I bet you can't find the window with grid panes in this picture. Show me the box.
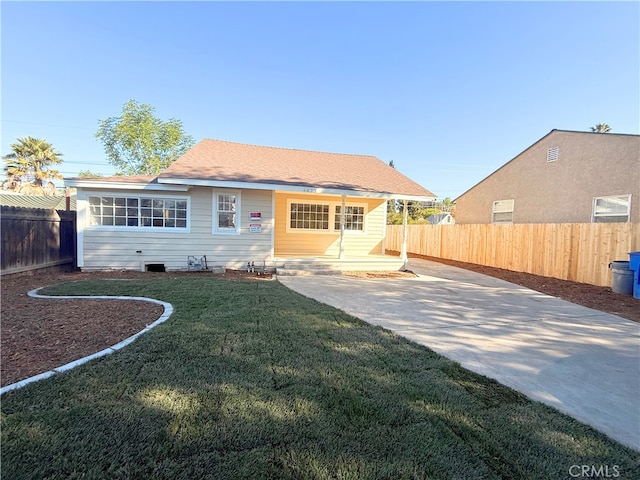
[217,194,237,229]
[335,205,364,231]
[290,203,330,230]
[88,196,187,228]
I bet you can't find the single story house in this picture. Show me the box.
[0,192,77,211]
[426,213,455,225]
[66,139,435,272]
[454,130,640,224]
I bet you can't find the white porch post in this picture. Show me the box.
[338,195,346,259]
[401,199,409,270]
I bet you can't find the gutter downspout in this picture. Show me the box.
[401,199,408,270]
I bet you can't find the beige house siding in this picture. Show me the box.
[274,192,387,257]
[455,131,640,224]
[78,187,273,271]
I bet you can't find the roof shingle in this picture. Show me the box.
[159,139,435,198]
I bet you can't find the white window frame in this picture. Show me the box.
[213,190,241,235]
[86,194,190,232]
[335,204,365,231]
[288,201,330,232]
[286,199,367,234]
[492,199,514,224]
[592,194,631,223]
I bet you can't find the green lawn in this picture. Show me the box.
[2,276,638,479]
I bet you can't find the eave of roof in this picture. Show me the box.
[64,175,190,191]
[158,139,436,200]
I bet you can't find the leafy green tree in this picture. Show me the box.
[77,170,104,178]
[95,100,195,175]
[591,123,611,133]
[2,136,63,195]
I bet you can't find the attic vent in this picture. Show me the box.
[547,147,559,162]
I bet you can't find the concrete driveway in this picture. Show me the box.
[278,258,640,450]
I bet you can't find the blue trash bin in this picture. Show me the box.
[629,251,640,300]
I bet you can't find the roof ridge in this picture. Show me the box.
[550,129,640,137]
[202,138,378,159]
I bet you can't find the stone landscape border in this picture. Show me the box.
[0,287,173,395]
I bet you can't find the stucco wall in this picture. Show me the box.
[455,131,640,224]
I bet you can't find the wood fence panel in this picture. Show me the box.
[386,223,640,287]
[1,206,76,275]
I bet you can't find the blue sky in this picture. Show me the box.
[2,1,638,199]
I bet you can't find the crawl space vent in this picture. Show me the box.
[146,263,166,272]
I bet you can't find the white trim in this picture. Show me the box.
[592,194,632,223]
[157,176,434,201]
[270,191,276,260]
[76,190,87,267]
[382,200,389,253]
[401,199,408,269]
[212,190,241,235]
[65,180,190,191]
[492,199,515,224]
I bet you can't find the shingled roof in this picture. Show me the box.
[157,139,435,199]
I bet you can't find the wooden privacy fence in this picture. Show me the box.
[386,223,640,287]
[1,206,76,275]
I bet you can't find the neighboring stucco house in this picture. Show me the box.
[66,139,435,272]
[454,130,640,224]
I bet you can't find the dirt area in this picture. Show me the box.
[1,262,637,387]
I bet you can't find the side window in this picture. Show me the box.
[335,205,365,231]
[87,195,187,229]
[492,199,514,224]
[593,195,631,223]
[213,191,240,233]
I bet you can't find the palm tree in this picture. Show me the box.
[2,137,63,195]
[591,123,611,133]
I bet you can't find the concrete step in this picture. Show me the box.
[275,257,405,275]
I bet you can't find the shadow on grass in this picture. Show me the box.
[2,277,639,479]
